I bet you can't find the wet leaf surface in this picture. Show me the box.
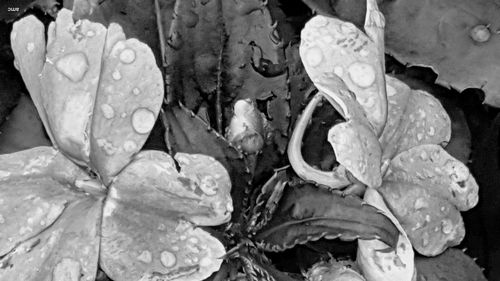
[255,183,399,252]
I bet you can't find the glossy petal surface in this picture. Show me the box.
[89,23,163,185]
[357,188,416,281]
[300,15,387,135]
[380,76,451,162]
[11,9,164,181]
[0,147,103,281]
[328,119,382,187]
[100,151,232,281]
[41,9,107,164]
[380,144,479,256]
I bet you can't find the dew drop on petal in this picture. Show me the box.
[55,52,89,82]
[112,69,122,80]
[421,232,429,247]
[123,140,137,152]
[119,48,136,64]
[160,250,176,268]
[413,197,427,210]
[348,62,376,88]
[441,219,453,234]
[0,214,4,224]
[199,176,218,196]
[100,104,115,119]
[132,87,141,95]
[26,42,35,53]
[200,257,212,267]
[52,258,81,281]
[304,46,323,67]
[137,250,152,263]
[86,30,95,37]
[132,108,156,134]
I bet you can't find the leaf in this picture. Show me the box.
[246,169,287,234]
[380,0,500,107]
[100,150,232,281]
[0,94,50,154]
[415,248,487,281]
[239,250,301,281]
[0,147,103,281]
[357,188,416,281]
[11,9,164,184]
[254,183,399,252]
[165,0,290,150]
[162,104,251,220]
[380,75,451,162]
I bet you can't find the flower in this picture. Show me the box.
[0,9,233,281]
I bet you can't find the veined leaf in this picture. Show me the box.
[254,183,399,251]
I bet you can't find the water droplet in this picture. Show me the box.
[53,258,81,281]
[304,46,323,67]
[417,133,423,141]
[121,112,127,118]
[0,214,4,224]
[428,126,435,136]
[86,30,95,37]
[26,42,35,53]
[55,52,89,82]
[421,232,429,247]
[13,59,19,70]
[184,10,199,28]
[340,22,358,35]
[132,108,156,134]
[413,197,427,210]
[189,237,199,244]
[137,250,152,263]
[100,104,115,119]
[160,250,176,268]
[419,150,428,161]
[112,69,122,80]
[441,219,453,234]
[123,140,137,152]
[199,176,218,196]
[470,24,491,43]
[132,87,141,95]
[200,257,212,267]
[96,138,117,155]
[179,235,187,241]
[440,206,446,212]
[348,62,376,88]
[119,48,136,64]
[359,48,369,57]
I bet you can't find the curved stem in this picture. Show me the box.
[287,93,350,189]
